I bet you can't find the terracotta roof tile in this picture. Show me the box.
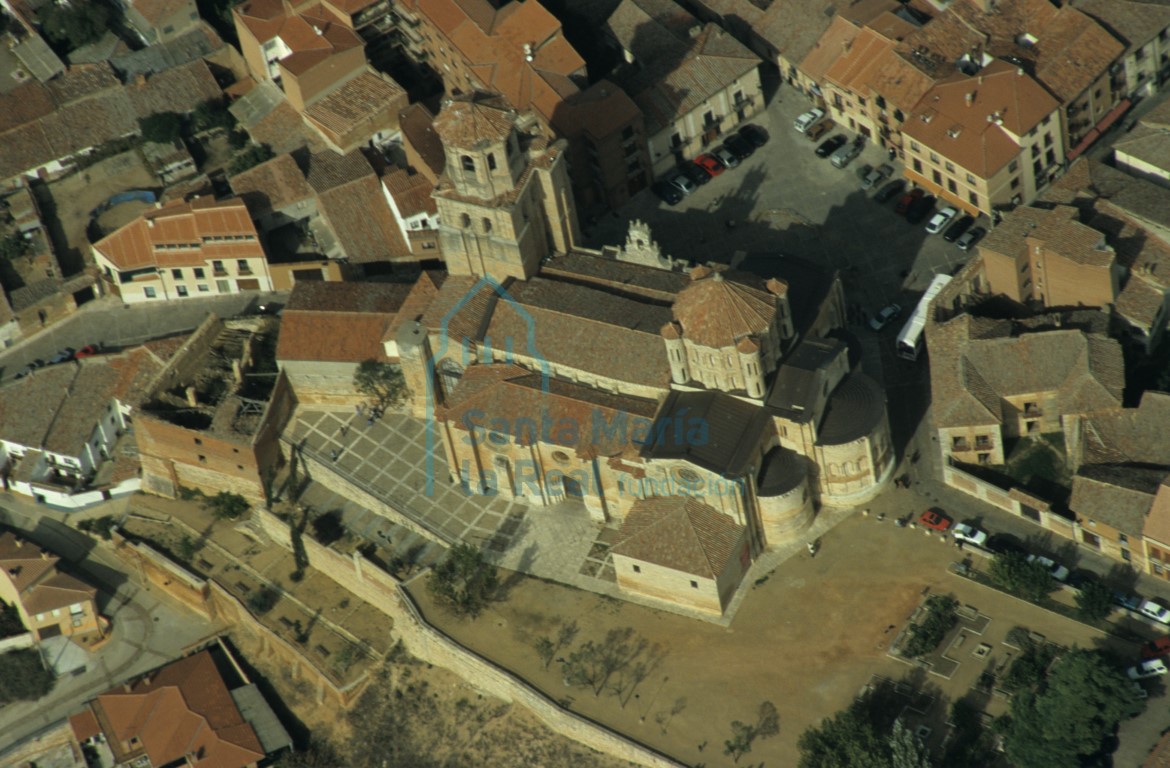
[612,496,745,578]
[304,148,375,192]
[384,271,446,342]
[1070,464,1163,536]
[981,205,1113,268]
[229,152,316,218]
[277,283,410,362]
[420,275,499,344]
[398,102,445,178]
[317,176,411,263]
[0,531,60,592]
[671,267,779,349]
[93,198,262,271]
[303,70,406,138]
[758,0,895,63]
[433,92,516,149]
[382,167,437,218]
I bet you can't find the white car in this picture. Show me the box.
[667,174,696,197]
[925,206,959,235]
[1128,659,1169,680]
[794,108,825,134]
[868,303,902,332]
[952,524,988,547]
[1140,599,1170,625]
[713,145,740,169]
[1026,554,1069,582]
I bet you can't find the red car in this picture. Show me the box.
[74,344,102,358]
[895,188,925,215]
[694,154,725,177]
[1142,637,1170,660]
[918,508,952,532]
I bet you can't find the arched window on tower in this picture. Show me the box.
[482,217,492,232]
[461,155,474,171]
[460,213,471,228]
[487,153,497,171]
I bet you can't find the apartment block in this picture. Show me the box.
[1078,0,1170,100]
[0,532,105,644]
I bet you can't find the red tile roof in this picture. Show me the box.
[93,198,263,271]
[612,496,745,578]
[671,267,780,349]
[277,282,411,362]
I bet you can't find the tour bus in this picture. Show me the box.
[895,274,952,361]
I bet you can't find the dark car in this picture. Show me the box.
[679,161,710,186]
[724,133,755,160]
[805,119,835,142]
[815,134,847,158]
[48,347,76,365]
[1115,591,1143,612]
[943,215,975,243]
[651,179,684,205]
[906,195,936,224]
[874,179,905,203]
[956,226,987,252]
[894,188,925,215]
[14,359,45,379]
[738,124,769,148]
[986,533,1027,557]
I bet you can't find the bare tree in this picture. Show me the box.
[534,636,556,669]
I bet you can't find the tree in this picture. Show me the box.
[942,699,996,768]
[138,112,185,144]
[889,719,931,768]
[427,543,498,617]
[205,491,249,521]
[192,99,236,133]
[247,586,280,615]
[798,706,890,768]
[0,233,29,261]
[902,595,957,658]
[77,515,117,541]
[176,535,200,562]
[0,649,54,704]
[228,143,275,175]
[1074,579,1113,622]
[353,359,410,410]
[988,552,1056,602]
[39,2,110,51]
[0,600,24,638]
[998,648,1143,768]
[534,635,556,669]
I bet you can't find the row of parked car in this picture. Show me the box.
[13,344,101,379]
[651,124,771,205]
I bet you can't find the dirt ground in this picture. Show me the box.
[45,151,156,268]
[410,510,1141,767]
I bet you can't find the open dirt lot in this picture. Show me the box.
[410,501,1142,767]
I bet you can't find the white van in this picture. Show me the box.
[830,143,862,168]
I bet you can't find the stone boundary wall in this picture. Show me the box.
[251,507,684,767]
[943,462,1075,539]
[0,631,34,652]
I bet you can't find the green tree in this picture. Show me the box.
[0,600,25,638]
[138,112,185,144]
[0,233,29,261]
[1074,579,1113,622]
[77,515,117,541]
[0,649,55,704]
[902,595,957,657]
[228,143,275,175]
[798,706,890,768]
[353,359,410,410]
[942,699,996,768]
[534,635,556,669]
[889,719,931,768]
[176,535,200,562]
[40,2,110,50]
[998,648,1143,768]
[205,491,249,520]
[427,543,498,617]
[988,552,1056,602]
[192,99,236,133]
[723,719,757,763]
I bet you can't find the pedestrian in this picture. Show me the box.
[367,416,374,428]
[330,449,339,462]
[807,542,817,557]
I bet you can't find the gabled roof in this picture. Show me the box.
[1074,391,1170,469]
[303,69,407,138]
[671,266,779,349]
[645,389,767,476]
[317,175,411,263]
[1078,0,1170,54]
[229,152,316,218]
[382,167,437,218]
[981,205,1114,268]
[0,531,96,614]
[277,282,411,363]
[234,0,363,75]
[93,198,262,271]
[1070,464,1164,537]
[125,59,223,120]
[89,650,265,768]
[611,496,744,579]
[398,102,445,179]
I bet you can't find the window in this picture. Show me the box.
[632,564,641,573]
[1082,531,1100,548]
[909,140,919,151]
[198,284,209,292]
[1157,564,1165,575]
[929,152,939,163]
[194,438,202,445]
[176,285,188,297]
[968,191,978,206]
[947,179,957,193]
[460,213,471,228]
[482,217,492,233]
[69,603,84,615]
[945,162,954,173]
[237,259,250,272]
[1011,177,1020,190]
[198,455,206,463]
[193,267,204,279]
[35,613,43,622]
[461,155,474,171]
[1042,115,1051,126]
[894,109,905,122]
[1043,132,1053,147]
[1031,145,1040,158]
[932,170,942,184]
[1122,549,1132,562]
[690,580,699,589]
[144,286,156,298]
[213,260,225,274]
[951,436,969,450]
[487,153,496,171]
[52,609,61,617]
[912,159,922,173]
[1046,148,1056,166]
[171,268,183,279]
[1119,533,1129,544]
[876,95,886,109]
[1008,159,1019,173]
[671,132,682,148]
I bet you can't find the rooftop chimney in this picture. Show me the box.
[966,91,975,106]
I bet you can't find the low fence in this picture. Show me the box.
[0,631,34,653]
[942,461,1075,540]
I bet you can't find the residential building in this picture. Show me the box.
[92,197,273,304]
[381,166,440,255]
[398,102,444,183]
[901,61,1064,216]
[276,281,412,402]
[68,645,292,768]
[0,351,164,507]
[432,93,580,282]
[0,531,105,643]
[604,0,763,176]
[1069,465,1162,572]
[306,148,412,265]
[978,205,1119,309]
[120,0,203,44]
[227,79,326,156]
[302,68,408,153]
[1113,99,1170,189]
[135,315,292,506]
[1077,0,1170,100]
[928,313,1125,467]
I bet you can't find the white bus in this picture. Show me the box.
[895,274,952,362]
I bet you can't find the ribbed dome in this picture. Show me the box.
[672,270,777,349]
[817,373,885,446]
[757,447,808,497]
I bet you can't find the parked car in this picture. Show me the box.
[830,142,863,169]
[862,164,893,190]
[895,188,925,215]
[694,153,725,178]
[679,162,710,186]
[918,508,952,532]
[724,133,755,159]
[925,206,959,235]
[816,134,847,158]
[874,179,905,203]
[738,124,769,148]
[1026,554,1069,582]
[1114,591,1143,611]
[14,359,45,379]
[869,303,902,331]
[48,347,77,365]
[1141,599,1170,625]
[906,195,936,225]
[806,119,835,142]
[987,533,1027,557]
[952,524,988,547]
[713,145,740,169]
[794,108,825,134]
[1128,659,1169,680]
[854,164,873,182]
[73,344,102,358]
[651,179,685,205]
[1141,637,1170,660]
[943,215,975,243]
[668,174,697,197]
[956,226,986,252]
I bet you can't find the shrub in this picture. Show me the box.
[903,595,958,658]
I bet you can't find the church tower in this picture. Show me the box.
[432,93,580,283]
